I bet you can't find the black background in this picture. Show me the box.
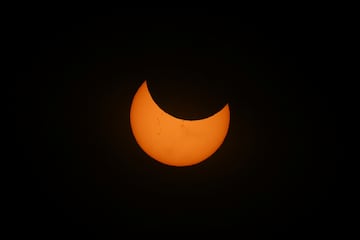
[13,7,338,237]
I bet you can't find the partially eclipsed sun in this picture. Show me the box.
[130,80,230,167]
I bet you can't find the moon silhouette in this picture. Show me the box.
[130,80,230,167]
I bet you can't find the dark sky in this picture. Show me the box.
[14,7,338,237]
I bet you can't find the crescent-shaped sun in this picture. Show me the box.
[130,80,230,167]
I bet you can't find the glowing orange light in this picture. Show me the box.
[130,80,230,167]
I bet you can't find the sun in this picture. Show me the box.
[130,80,230,167]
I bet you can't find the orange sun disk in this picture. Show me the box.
[130,80,230,167]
